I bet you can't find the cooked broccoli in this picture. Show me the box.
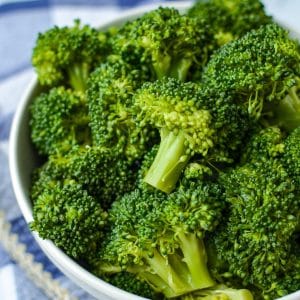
[106,272,162,299]
[210,156,300,299]
[28,6,300,299]
[87,56,157,162]
[133,77,249,193]
[282,126,300,187]
[30,179,107,260]
[31,145,137,208]
[30,87,90,156]
[241,126,286,164]
[202,24,300,122]
[96,178,224,298]
[188,0,271,47]
[112,7,215,81]
[32,20,109,91]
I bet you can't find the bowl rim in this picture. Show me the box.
[8,2,300,300]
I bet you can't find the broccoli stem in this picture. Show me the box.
[144,129,190,193]
[177,232,215,290]
[68,62,90,92]
[169,57,193,82]
[144,249,189,297]
[182,285,254,300]
[141,234,214,298]
[140,271,174,297]
[101,234,214,298]
[152,53,171,80]
[274,86,300,131]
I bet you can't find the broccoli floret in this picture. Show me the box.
[87,56,157,162]
[241,126,286,164]
[202,24,300,122]
[112,7,215,81]
[188,0,233,48]
[32,20,108,91]
[211,158,300,299]
[106,272,162,299]
[30,179,107,259]
[188,0,271,48]
[30,87,90,156]
[264,250,300,300]
[31,145,137,208]
[282,126,300,186]
[96,179,224,298]
[133,77,249,193]
[182,284,253,300]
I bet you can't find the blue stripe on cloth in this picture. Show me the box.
[0,245,15,268]
[0,112,13,141]
[10,216,63,279]
[50,0,118,5]
[0,1,48,14]
[0,0,151,11]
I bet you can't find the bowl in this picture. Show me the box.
[9,2,300,300]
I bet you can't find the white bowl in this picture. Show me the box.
[9,2,300,300]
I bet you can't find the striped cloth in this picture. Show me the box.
[0,1,300,299]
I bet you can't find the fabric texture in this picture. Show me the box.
[0,0,299,299]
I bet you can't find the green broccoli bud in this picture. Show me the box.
[31,145,137,209]
[30,87,90,156]
[202,24,300,121]
[112,7,215,81]
[87,56,157,163]
[30,179,107,259]
[32,20,109,91]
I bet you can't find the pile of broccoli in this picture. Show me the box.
[29,1,300,299]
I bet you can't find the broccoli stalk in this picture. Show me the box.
[144,130,190,193]
[182,284,253,300]
[272,84,300,131]
[68,61,90,92]
[132,234,214,298]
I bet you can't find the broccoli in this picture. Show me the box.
[95,178,224,298]
[210,156,300,299]
[182,284,253,300]
[112,7,215,81]
[32,20,109,91]
[133,77,249,193]
[106,272,162,299]
[282,126,300,186]
[30,179,107,260]
[202,24,300,122]
[87,56,157,162]
[30,87,90,156]
[28,7,300,300]
[188,0,271,47]
[31,145,137,209]
[240,126,286,164]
